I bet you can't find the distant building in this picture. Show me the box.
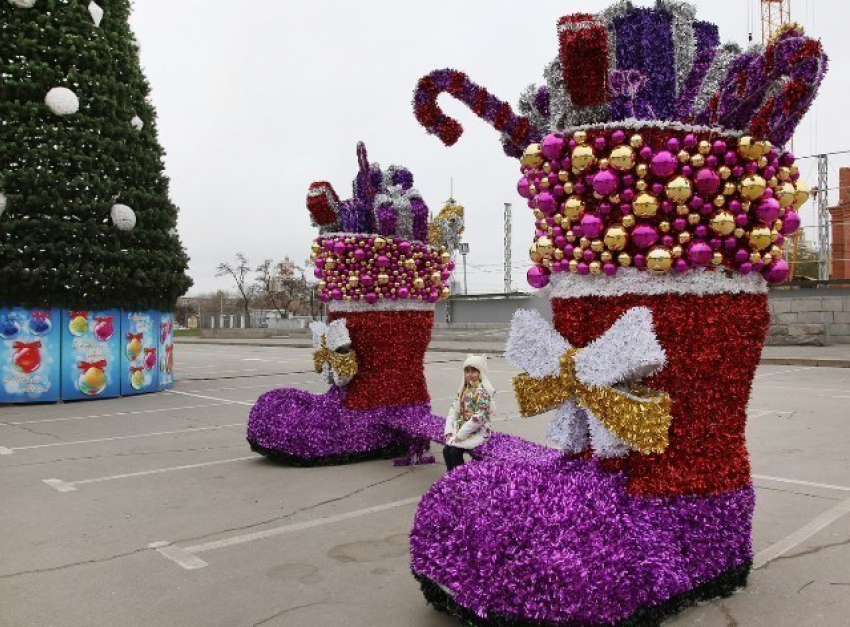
[831,168,850,280]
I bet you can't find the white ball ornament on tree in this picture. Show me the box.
[110,204,136,231]
[88,1,104,27]
[8,0,38,8]
[45,87,80,116]
[0,193,7,217]
[131,116,144,131]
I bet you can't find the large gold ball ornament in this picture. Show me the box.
[589,261,602,275]
[629,134,643,148]
[678,150,691,163]
[618,252,632,266]
[591,240,604,253]
[529,244,542,263]
[563,196,585,220]
[536,236,555,257]
[413,277,426,289]
[404,258,417,270]
[739,175,767,200]
[691,153,706,168]
[573,247,584,260]
[374,237,387,250]
[603,225,628,251]
[609,145,636,171]
[698,140,712,155]
[568,259,579,272]
[666,176,693,204]
[748,226,772,250]
[521,143,544,168]
[737,136,763,160]
[633,192,659,217]
[622,215,636,228]
[778,182,796,208]
[554,249,565,260]
[793,182,810,210]
[710,211,736,235]
[571,145,596,171]
[719,166,732,180]
[646,248,673,274]
[440,251,451,263]
[431,272,442,285]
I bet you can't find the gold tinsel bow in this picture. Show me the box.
[313,336,358,382]
[512,349,672,455]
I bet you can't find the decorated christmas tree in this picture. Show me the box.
[0,0,191,310]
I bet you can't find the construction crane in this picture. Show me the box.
[761,0,791,44]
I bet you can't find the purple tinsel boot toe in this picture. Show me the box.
[411,458,753,626]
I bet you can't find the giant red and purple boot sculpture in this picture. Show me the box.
[409,2,827,624]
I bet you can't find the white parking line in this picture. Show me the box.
[166,390,253,406]
[0,403,231,427]
[0,423,242,454]
[753,474,850,492]
[755,367,813,379]
[153,496,420,570]
[754,496,850,569]
[43,456,257,492]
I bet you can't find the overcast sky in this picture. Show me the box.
[128,0,850,296]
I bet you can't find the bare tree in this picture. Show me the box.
[255,259,310,320]
[216,253,254,327]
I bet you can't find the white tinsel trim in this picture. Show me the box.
[587,411,631,458]
[574,307,666,388]
[505,309,569,378]
[559,117,745,140]
[545,268,767,299]
[110,203,136,231]
[691,47,740,120]
[327,300,435,313]
[44,87,79,116]
[547,402,589,454]
[309,321,327,348]
[88,1,104,27]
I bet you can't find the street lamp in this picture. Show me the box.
[458,242,470,295]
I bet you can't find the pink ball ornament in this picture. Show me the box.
[662,235,674,247]
[582,249,596,262]
[527,266,551,289]
[695,225,708,239]
[577,262,590,275]
[739,262,753,275]
[666,138,680,153]
[781,210,801,235]
[594,136,607,151]
[756,198,780,224]
[542,134,565,160]
[612,130,626,144]
[620,188,635,202]
[361,275,374,288]
[688,242,713,266]
[354,249,366,261]
[592,170,619,196]
[537,191,557,215]
[398,241,411,255]
[333,242,346,256]
[640,146,654,161]
[674,258,689,273]
[376,255,390,268]
[633,254,646,268]
[763,259,789,283]
[694,168,720,195]
[734,214,749,228]
[735,249,750,263]
[580,214,604,239]
[397,287,410,299]
[365,293,378,304]
[331,289,342,300]
[632,225,659,249]
[603,262,617,276]
[683,134,698,149]
[650,151,678,178]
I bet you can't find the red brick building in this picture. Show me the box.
[831,168,850,280]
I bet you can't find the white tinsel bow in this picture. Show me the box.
[310,319,357,387]
[505,307,671,458]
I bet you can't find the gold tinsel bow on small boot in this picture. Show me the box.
[310,320,358,386]
[506,307,673,456]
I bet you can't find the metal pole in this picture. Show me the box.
[504,202,512,294]
[462,253,468,295]
[817,153,830,281]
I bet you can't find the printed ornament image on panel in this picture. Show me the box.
[60,309,120,401]
[120,311,159,396]
[0,308,61,403]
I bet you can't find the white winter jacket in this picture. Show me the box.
[444,355,496,450]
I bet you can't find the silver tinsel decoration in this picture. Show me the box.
[658,0,697,97]
[690,44,742,120]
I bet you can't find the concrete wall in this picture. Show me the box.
[437,290,850,346]
[767,289,850,346]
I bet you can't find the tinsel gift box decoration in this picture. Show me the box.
[409,2,827,626]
